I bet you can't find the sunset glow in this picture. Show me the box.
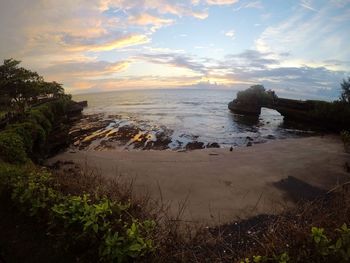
[1,0,349,99]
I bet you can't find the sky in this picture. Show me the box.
[0,0,350,99]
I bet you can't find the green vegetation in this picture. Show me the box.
[236,85,277,105]
[0,59,64,113]
[0,162,155,262]
[0,60,156,262]
[306,100,350,131]
[340,77,350,104]
[241,224,350,263]
[1,60,349,262]
[341,130,350,153]
[0,111,6,119]
[0,96,71,162]
[0,130,27,163]
[233,80,350,131]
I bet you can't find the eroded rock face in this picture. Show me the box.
[46,100,86,157]
[228,100,261,116]
[186,141,205,150]
[68,114,177,151]
[207,142,220,148]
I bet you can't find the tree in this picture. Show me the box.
[0,59,42,112]
[340,77,350,104]
[236,85,276,105]
[38,81,65,98]
[0,59,65,112]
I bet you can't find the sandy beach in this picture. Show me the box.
[48,136,350,224]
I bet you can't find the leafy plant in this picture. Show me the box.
[311,227,331,256]
[341,131,350,153]
[236,85,277,106]
[0,130,27,163]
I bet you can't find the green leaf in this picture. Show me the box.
[93,224,98,233]
[129,243,142,252]
[336,238,342,250]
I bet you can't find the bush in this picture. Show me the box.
[240,224,350,263]
[50,95,72,116]
[341,131,350,153]
[236,85,277,105]
[0,130,27,164]
[0,162,155,262]
[28,108,52,133]
[52,194,155,262]
[0,97,73,162]
[308,101,350,131]
[7,122,36,153]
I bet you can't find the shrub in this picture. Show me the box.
[311,224,350,262]
[7,122,36,153]
[50,95,72,116]
[341,131,350,153]
[0,130,27,164]
[240,224,350,263]
[10,168,59,215]
[52,194,155,262]
[0,161,155,262]
[35,104,54,123]
[236,85,276,105]
[28,108,52,133]
[308,101,350,131]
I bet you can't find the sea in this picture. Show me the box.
[73,88,312,149]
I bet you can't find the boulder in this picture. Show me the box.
[207,142,220,148]
[186,141,205,150]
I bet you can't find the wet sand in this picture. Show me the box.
[48,136,350,224]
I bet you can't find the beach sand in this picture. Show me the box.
[47,136,350,225]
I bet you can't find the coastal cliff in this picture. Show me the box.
[228,85,350,131]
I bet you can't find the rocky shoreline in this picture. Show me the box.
[59,109,320,153]
[65,113,307,152]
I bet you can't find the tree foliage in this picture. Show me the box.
[0,59,64,112]
[340,77,350,104]
[236,85,277,105]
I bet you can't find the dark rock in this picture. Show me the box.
[345,162,350,173]
[229,146,233,152]
[144,131,172,150]
[228,100,261,115]
[246,141,252,147]
[246,136,253,141]
[186,141,204,150]
[267,135,276,139]
[77,100,88,107]
[207,142,220,148]
[67,101,84,118]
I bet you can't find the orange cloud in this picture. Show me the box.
[206,0,239,5]
[128,13,174,26]
[69,34,150,52]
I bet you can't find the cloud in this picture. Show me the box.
[299,0,318,12]
[224,30,235,39]
[255,2,350,66]
[222,49,280,70]
[42,60,130,78]
[206,0,239,5]
[69,75,201,94]
[233,0,263,11]
[102,0,209,19]
[0,0,348,100]
[68,34,150,52]
[139,52,209,74]
[128,13,174,26]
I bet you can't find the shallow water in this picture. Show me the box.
[73,89,312,149]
